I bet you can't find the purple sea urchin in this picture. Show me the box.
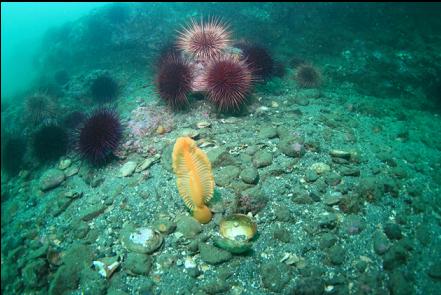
[237,42,274,79]
[156,54,193,109]
[295,64,322,88]
[24,94,58,125]
[77,108,122,165]
[90,75,119,103]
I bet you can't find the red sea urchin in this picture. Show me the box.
[203,55,253,113]
[177,18,231,60]
[156,54,193,109]
[77,108,122,165]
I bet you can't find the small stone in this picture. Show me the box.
[202,279,230,294]
[278,139,305,158]
[305,169,319,182]
[80,203,106,221]
[120,161,137,177]
[273,226,291,243]
[319,233,337,249]
[274,206,292,222]
[125,253,152,275]
[40,169,65,191]
[373,230,391,255]
[325,172,341,186]
[156,125,166,135]
[318,213,338,229]
[196,121,211,129]
[154,219,176,234]
[176,215,202,238]
[65,166,79,177]
[323,191,342,205]
[340,166,360,176]
[310,162,330,174]
[253,150,273,168]
[328,245,345,265]
[329,150,351,160]
[384,223,402,240]
[383,244,408,270]
[240,167,259,184]
[199,243,232,265]
[58,158,72,170]
[259,127,278,139]
[215,165,240,187]
[180,128,199,139]
[342,215,365,235]
[136,155,160,172]
[207,147,235,168]
[261,262,291,292]
[428,262,441,281]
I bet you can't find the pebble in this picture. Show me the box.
[199,243,232,265]
[136,154,160,172]
[261,262,291,292]
[323,191,343,205]
[125,253,152,275]
[253,150,273,168]
[65,166,79,177]
[373,230,391,255]
[176,215,202,238]
[310,162,330,174]
[428,262,441,281]
[340,166,360,176]
[259,127,278,139]
[240,167,259,184]
[305,169,319,182]
[342,215,365,235]
[58,158,72,170]
[278,139,305,158]
[40,169,65,191]
[328,245,345,265]
[329,149,352,160]
[215,165,240,187]
[318,213,338,229]
[384,223,402,240]
[180,128,199,139]
[80,204,106,221]
[120,161,137,177]
[196,121,211,129]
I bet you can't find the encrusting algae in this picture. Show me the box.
[172,137,215,223]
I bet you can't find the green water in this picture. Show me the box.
[1,3,441,295]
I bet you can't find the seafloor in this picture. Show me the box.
[1,3,441,295]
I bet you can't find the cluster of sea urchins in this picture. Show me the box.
[155,18,274,113]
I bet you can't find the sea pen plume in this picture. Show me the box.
[172,137,214,223]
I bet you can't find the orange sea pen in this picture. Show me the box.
[172,137,215,223]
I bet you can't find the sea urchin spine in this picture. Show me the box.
[77,108,122,165]
[203,55,253,113]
